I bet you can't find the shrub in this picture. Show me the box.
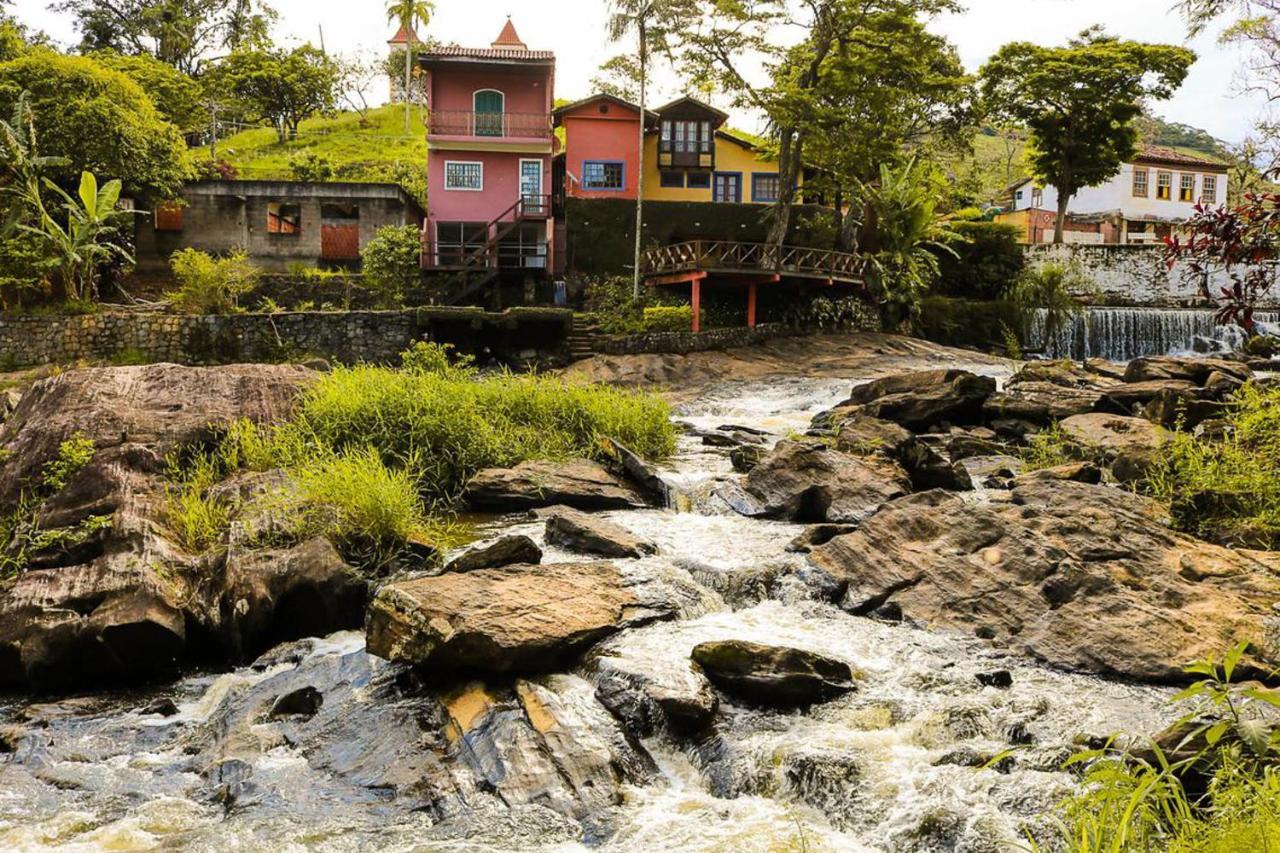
[931,220,1025,300]
[914,296,1026,353]
[288,151,335,182]
[290,448,435,550]
[1146,383,1280,548]
[1051,644,1280,852]
[642,306,695,332]
[1008,261,1089,354]
[167,248,261,314]
[360,225,421,307]
[162,451,232,553]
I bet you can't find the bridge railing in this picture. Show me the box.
[641,240,869,281]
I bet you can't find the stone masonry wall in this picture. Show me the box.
[0,308,574,368]
[593,314,879,356]
[1027,244,1280,308]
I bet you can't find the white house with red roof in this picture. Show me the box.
[1001,145,1230,244]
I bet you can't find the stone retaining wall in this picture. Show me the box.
[0,307,574,368]
[1027,244,1280,308]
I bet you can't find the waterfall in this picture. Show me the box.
[1031,307,1280,362]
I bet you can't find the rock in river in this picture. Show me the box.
[691,640,857,707]
[366,561,679,674]
[0,364,330,690]
[843,369,997,431]
[744,439,911,523]
[542,506,658,558]
[445,535,543,573]
[464,459,651,512]
[809,480,1280,683]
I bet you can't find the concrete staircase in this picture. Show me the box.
[566,318,597,362]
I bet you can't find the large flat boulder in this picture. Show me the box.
[1124,356,1252,386]
[744,440,911,523]
[366,561,678,674]
[0,365,323,690]
[464,459,651,512]
[843,369,997,431]
[809,481,1280,683]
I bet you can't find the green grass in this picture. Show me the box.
[1146,383,1280,548]
[158,344,676,569]
[211,104,427,200]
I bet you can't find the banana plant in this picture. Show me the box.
[19,171,138,303]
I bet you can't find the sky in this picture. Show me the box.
[9,0,1270,143]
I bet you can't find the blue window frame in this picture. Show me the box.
[752,173,781,203]
[686,171,711,189]
[660,170,685,188]
[713,171,743,203]
[583,160,626,191]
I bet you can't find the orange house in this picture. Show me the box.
[553,94,655,200]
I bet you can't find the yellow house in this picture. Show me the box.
[641,96,786,204]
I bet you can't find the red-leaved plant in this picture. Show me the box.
[1164,186,1280,332]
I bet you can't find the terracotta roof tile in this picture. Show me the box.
[492,18,527,48]
[1135,145,1228,170]
[421,45,554,62]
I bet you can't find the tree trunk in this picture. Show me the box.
[632,21,647,303]
[1054,190,1069,245]
[405,42,414,135]
[767,130,801,254]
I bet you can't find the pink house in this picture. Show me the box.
[553,94,655,200]
[419,20,557,278]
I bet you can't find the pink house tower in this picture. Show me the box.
[419,19,557,286]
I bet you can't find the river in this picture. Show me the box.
[0,342,1178,852]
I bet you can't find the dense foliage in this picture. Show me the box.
[981,28,1195,243]
[1148,382,1280,548]
[930,220,1025,300]
[205,45,340,143]
[1049,645,1280,852]
[90,50,207,134]
[360,224,422,307]
[53,0,276,74]
[0,51,191,198]
[166,248,261,314]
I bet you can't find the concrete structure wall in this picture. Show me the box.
[1026,243,1280,308]
[134,182,423,272]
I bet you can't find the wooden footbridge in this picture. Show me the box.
[641,240,869,331]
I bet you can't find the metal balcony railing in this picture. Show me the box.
[427,110,553,139]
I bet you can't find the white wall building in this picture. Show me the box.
[1003,146,1229,245]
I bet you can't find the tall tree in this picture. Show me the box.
[981,28,1195,243]
[590,54,642,102]
[679,0,963,252]
[607,0,691,301]
[0,50,191,197]
[205,45,339,142]
[52,0,276,75]
[385,0,433,135]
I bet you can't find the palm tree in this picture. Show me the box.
[606,0,688,302]
[386,0,434,134]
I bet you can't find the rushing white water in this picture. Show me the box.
[1031,306,1280,361]
[0,357,1182,852]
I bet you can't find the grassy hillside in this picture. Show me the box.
[209,104,428,202]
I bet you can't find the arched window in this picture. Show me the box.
[473,90,505,137]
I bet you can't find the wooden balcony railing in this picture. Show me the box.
[641,240,869,282]
[428,110,553,139]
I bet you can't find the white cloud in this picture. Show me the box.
[9,0,1267,141]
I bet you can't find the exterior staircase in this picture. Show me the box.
[566,317,598,362]
[428,194,551,306]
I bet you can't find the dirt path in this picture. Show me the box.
[561,332,1013,399]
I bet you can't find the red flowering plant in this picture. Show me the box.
[1164,187,1280,332]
